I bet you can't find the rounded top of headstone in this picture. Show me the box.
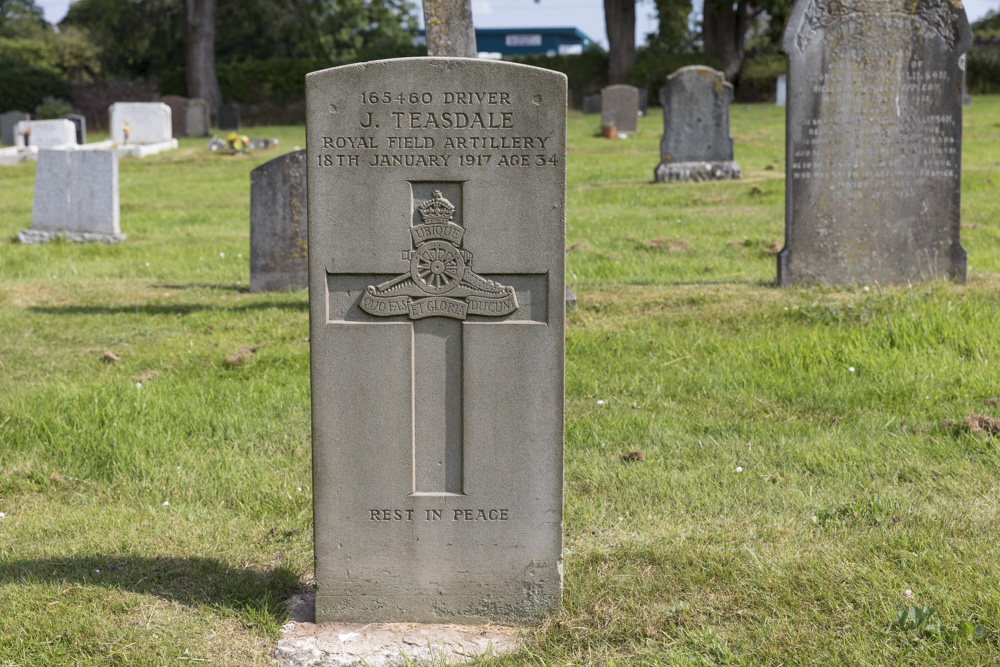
[781,0,971,55]
[306,57,567,87]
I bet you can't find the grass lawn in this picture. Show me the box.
[1,98,1000,665]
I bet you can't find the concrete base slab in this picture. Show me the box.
[19,229,126,244]
[273,593,521,667]
[116,139,178,158]
[0,146,38,165]
[655,160,741,183]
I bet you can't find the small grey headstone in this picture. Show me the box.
[161,95,189,137]
[63,114,86,144]
[601,84,639,134]
[776,74,787,106]
[13,119,77,148]
[109,102,172,144]
[185,98,211,137]
[655,66,740,183]
[779,0,971,286]
[1,111,30,146]
[250,150,308,292]
[20,149,123,244]
[219,103,240,131]
[638,87,649,115]
[307,58,566,625]
[582,94,601,115]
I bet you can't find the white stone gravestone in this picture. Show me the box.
[19,149,123,244]
[307,58,566,624]
[108,102,178,157]
[13,119,77,148]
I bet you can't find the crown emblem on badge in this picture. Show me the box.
[417,190,456,223]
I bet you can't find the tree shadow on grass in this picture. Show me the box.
[28,300,308,316]
[0,555,303,625]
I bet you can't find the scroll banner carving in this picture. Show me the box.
[360,190,519,321]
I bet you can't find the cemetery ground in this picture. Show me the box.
[1,99,999,666]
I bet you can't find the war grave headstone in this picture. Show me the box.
[307,58,566,624]
[655,66,740,182]
[13,119,77,148]
[19,149,122,244]
[582,94,601,115]
[108,102,178,157]
[776,74,787,106]
[601,84,639,135]
[778,0,971,286]
[1,111,30,146]
[185,98,211,137]
[250,150,308,292]
[63,113,86,144]
[219,103,240,131]
[161,95,189,137]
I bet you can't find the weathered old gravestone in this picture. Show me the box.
[14,119,77,148]
[185,98,211,137]
[776,74,787,106]
[582,94,601,115]
[638,87,649,116]
[250,150,308,292]
[655,66,740,182]
[162,95,188,137]
[109,102,172,143]
[779,0,971,286]
[307,58,566,624]
[219,103,240,131]
[19,150,122,244]
[1,111,30,146]
[63,114,86,144]
[600,84,639,134]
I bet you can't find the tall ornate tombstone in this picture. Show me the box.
[307,58,566,624]
[600,84,639,134]
[779,0,971,286]
[250,150,308,292]
[655,66,740,182]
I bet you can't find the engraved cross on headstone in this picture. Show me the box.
[325,182,546,497]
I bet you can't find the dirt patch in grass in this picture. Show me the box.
[966,414,1000,437]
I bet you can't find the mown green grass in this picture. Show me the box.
[1,100,1000,665]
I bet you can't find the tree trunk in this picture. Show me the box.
[423,0,477,57]
[702,0,748,82]
[185,0,222,117]
[604,0,636,84]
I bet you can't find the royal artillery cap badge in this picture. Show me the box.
[360,191,519,320]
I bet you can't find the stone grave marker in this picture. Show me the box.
[776,74,787,106]
[219,103,240,130]
[161,95,189,137]
[307,58,566,624]
[13,119,77,148]
[250,150,308,292]
[20,149,123,244]
[655,66,740,182]
[638,87,649,116]
[185,98,211,137]
[582,94,601,115]
[1,111,30,146]
[600,84,639,134]
[109,102,172,144]
[779,0,971,286]
[63,113,86,144]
